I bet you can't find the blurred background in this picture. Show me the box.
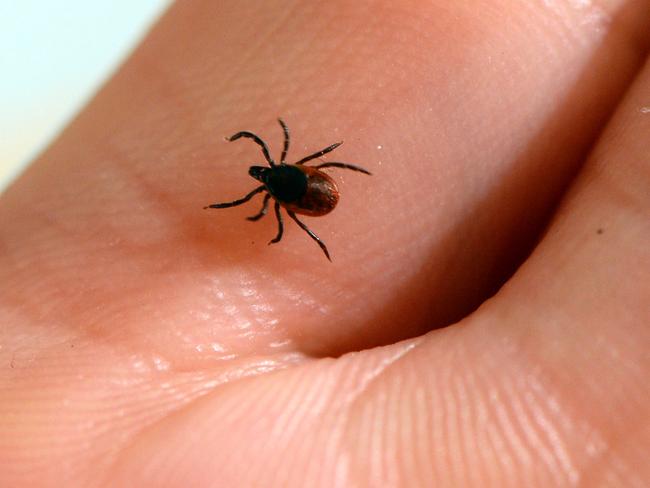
[0,1,172,192]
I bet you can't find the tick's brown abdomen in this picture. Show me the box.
[282,165,339,216]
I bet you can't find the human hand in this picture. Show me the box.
[1,1,649,486]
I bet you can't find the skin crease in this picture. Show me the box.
[0,0,649,486]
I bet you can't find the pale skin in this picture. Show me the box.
[1,0,649,486]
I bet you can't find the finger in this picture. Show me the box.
[467,55,650,483]
[1,1,648,368]
[108,54,650,487]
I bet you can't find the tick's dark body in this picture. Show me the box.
[251,164,339,217]
[204,118,370,261]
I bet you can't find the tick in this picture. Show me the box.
[204,118,371,261]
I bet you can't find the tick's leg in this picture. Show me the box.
[287,211,331,261]
[247,193,271,221]
[269,201,284,244]
[228,131,275,167]
[294,141,343,165]
[203,185,265,209]
[278,118,290,164]
[314,162,372,175]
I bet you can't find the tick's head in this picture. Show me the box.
[248,166,269,183]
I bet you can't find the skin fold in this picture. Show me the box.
[0,0,649,486]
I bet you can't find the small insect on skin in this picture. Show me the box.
[204,118,371,261]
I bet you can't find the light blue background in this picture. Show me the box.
[0,1,172,191]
